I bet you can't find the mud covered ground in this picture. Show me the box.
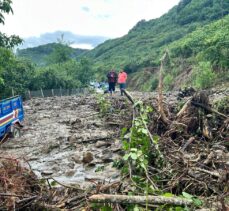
[0,94,125,188]
[0,88,228,210]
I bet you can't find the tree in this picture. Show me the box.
[46,34,73,65]
[0,0,22,48]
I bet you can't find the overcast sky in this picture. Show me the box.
[2,0,180,39]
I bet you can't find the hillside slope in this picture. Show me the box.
[17,43,88,66]
[86,0,228,71]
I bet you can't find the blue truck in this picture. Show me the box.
[0,96,24,142]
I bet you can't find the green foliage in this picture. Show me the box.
[96,94,111,116]
[0,0,22,48]
[182,192,203,207]
[32,58,93,90]
[170,15,229,70]
[121,101,162,176]
[0,47,35,98]
[163,74,174,90]
[213,96,229,114]
[83,0,228,76]
[0,45,94,97]
[192,62,216,89]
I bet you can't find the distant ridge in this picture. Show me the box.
[19,31,109,49]
[17,43,88,66]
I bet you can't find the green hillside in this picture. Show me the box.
[17,43,88,66]
[87,0,228,69]
[4,0,228,95]
[83,0,229,90]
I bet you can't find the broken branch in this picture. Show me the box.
[89,194,192,206]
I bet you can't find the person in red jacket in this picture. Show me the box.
[118,69,127,96]
[107,70,118,95]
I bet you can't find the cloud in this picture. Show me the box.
[81,6,90,12]
[96,14,111,19]
[2,0,180,39]
[18,31,109,49]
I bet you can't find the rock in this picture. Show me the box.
[72,155,82,164]
[111,173,120,179]
[82,152,93,164]
[65,170,75,177]
[41,170,53,176]
[96,141,111,148]
[52,166,60,172]
[23,105,31,110]
[93,122,103,127]
[102,153,113,163]
[68,163,75,169]
[68,135,77,143]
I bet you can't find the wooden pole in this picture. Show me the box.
[52,89,54,97]
[60,87,62,97]
[28,90,32,99]
[40,88,44,98]
[12,88,14,96]
[89,194,192,206]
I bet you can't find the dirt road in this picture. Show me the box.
[0,95,122,188]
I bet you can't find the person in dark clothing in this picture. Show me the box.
[107,70,118,95]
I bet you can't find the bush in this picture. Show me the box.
[193,62,216,89]
[163,74,174,90]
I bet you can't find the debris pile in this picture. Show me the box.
[0,88,228,210]
[0,157,41,210]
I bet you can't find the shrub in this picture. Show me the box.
[193,62,216,89]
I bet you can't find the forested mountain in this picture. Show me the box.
[17,43,88,66]
[86,0,228,69]
[1,0,229,98]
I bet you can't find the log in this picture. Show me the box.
[89,194,192,206]
[191,101,228,119]
[123,90,135,105]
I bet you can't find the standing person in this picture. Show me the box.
[118,69,127,96]
[107,69,118,95]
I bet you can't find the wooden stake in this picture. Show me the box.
[28,90,32,99]
[12,88,14,96]
[41,88,44,98]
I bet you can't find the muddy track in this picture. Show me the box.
[0,95,122,188]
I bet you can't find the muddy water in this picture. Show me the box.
[0,96,122,188]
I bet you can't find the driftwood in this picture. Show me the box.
[180,137,195,152]
[191,101,228,119]
[89,194,192,206]
[123,90,135,105]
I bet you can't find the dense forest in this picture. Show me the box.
[1,0,229,98]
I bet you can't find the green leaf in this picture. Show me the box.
[192,198,203,207]
[163,192,174,197]
[124,132,131,139]
[140,163,146,170]
[130,153,137,160]
[130,148,138,152]
[123,154,129,160]
[182,192,193,199]
[141,128,148,135]
[133,205,140,211]
[101,206,113,211]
